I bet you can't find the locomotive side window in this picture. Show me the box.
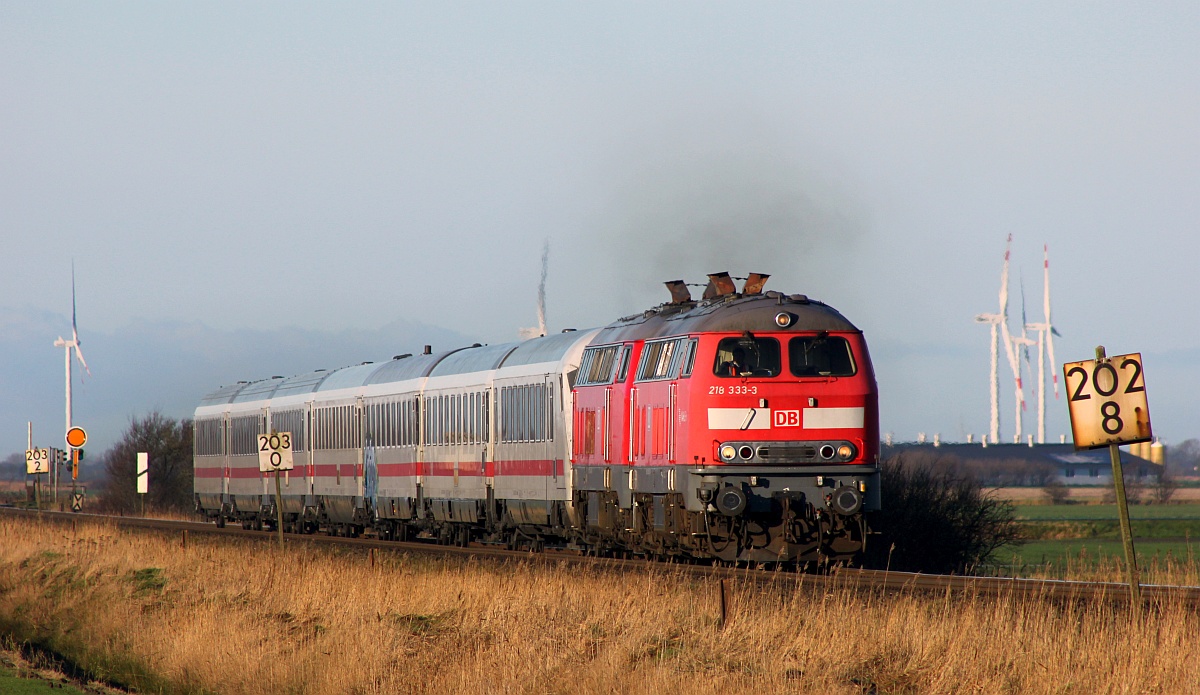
[636,338,685,381]
[713,336,781,377]
[788,336,856,377]
[577,345,620,386]
[680,338,699,378]
[616,345,632,381]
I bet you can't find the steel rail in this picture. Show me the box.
[4,506,1199,607]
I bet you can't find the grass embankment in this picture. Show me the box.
[1,516,1199,693]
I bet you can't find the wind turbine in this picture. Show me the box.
[52,264,91,497]
[1024,244,1061,443]
[1011,278,1036,442]
[975,234,1021,444]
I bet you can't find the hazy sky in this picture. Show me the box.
[3,3,1198,455]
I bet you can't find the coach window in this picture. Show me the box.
[789,336,856,377]
[713,336,780,378]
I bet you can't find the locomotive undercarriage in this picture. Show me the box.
[199,464,876,567]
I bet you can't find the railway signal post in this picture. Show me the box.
[137,452,148,516]
[258,431,294,550]
[1063,347,1152,612]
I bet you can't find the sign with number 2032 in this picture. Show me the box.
[1063,353,1152,450]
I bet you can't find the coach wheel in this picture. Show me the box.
[215,515,226,529]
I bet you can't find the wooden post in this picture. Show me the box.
[1096,346,1141,613]
[1109,442,1141,611]
[182,529,188,550]
[275,470,285,550]
[370,548,376,569]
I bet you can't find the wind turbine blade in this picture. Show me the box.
[1044,245,1058,399]
[998,234,1012,318]
[1042,245,1051,327]
[72,262,79,342]
[74,344,92,378]
[1020,274,1028,335]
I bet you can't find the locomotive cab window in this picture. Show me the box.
[789,335,856,377]
[713,336,780,378]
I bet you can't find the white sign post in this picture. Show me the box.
[1064,347,1152,611]
[137,452,149,516]
[258,432,293,549]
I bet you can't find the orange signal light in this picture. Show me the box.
[66,427,87,448]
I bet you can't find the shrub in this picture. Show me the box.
[866,453,1023,574]
[97,412,193,514]
[1043,480,1070,505]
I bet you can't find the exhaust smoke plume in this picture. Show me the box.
[537,239,549,336]
[519,239,550,339]
[593,126,869,311]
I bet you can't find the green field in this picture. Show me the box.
[0,663,87,695]
[1000,504,1200,578]
[1013,503,1200,521]
[998,540,1195,568]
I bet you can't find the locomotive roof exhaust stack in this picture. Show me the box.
[703,272,737,300]
[743,273,770,295]
[664,280,691,304]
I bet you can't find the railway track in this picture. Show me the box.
[4,506,1198,608]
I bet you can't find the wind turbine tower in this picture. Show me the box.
[975,234,1020,444]
[1025,245,1061,443]
[52,265,91,496]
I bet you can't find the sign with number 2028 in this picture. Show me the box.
[1063,353,1152,450]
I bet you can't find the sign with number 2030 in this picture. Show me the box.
[257,432,294,472]
[1063,353,1152,450]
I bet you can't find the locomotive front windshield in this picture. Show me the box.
[789,336,856,377]
[713,335,856,378]
[713,337,781,377]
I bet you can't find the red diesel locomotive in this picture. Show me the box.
[194,272,879,565]
[570,272,878,563]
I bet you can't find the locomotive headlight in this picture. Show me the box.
[774,312,795,328]
[837,444,856,460]
[720,445,737,462]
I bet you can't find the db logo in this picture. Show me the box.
[773,410,802,427]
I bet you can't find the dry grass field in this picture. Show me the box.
[1,515,1199,695]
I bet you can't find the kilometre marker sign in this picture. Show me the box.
[1063,352,1152,449]
[257,432,294,472]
